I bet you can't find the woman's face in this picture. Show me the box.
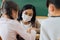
[22,9,33,22]
[23,9,33,16]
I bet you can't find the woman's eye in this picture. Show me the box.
[25,12,28,15]
[29,14,32,16]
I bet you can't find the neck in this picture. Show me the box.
[22,20,30,25]
[49,12,60,17]
[52,13,60,16]
[1,14,9,19]
[53,10,60,16]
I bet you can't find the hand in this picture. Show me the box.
[27,27,36,33]
[31,27,37,31]
[27,27,32,33]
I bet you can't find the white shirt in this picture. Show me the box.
[40,17,60,40]
[20,21,36,40]
[20,21,31,30]
[0,17,36,40]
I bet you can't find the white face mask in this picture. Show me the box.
[22,13,32,22]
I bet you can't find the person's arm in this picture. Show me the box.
[12,21,36,40]
[35,20,40,34]
[40,24,50,40]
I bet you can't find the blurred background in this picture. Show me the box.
[0,0,48,16]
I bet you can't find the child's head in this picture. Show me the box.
[46,0,60,16]
[2,1,18,19]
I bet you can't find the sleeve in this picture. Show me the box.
[11,21,36,40]
[31,30,36,40]
[40,24,50,40]
[35,20,40,34]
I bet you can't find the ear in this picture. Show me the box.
[12,9,14,14]
[49,4,55,12]
[12,9,16,16]
[12,9,18,19]
[11,9,15,18]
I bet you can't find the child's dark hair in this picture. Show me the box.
[2,1,18,19]
[46,0,60,9]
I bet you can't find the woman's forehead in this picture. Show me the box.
[23,9,33,14]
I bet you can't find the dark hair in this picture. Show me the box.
[46,0,60,9]
[17,4,36,26]
[2,1,18,19]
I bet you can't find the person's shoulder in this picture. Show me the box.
[35,19,41,24]
[35,19,41,27]
[41,17,60,24]
[41,17,60,29]
[8,20,20,26]
[41,17,53,25]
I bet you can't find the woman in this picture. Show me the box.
[18,4,40,34]
[17,4,40,40]
[0,1,36,40]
